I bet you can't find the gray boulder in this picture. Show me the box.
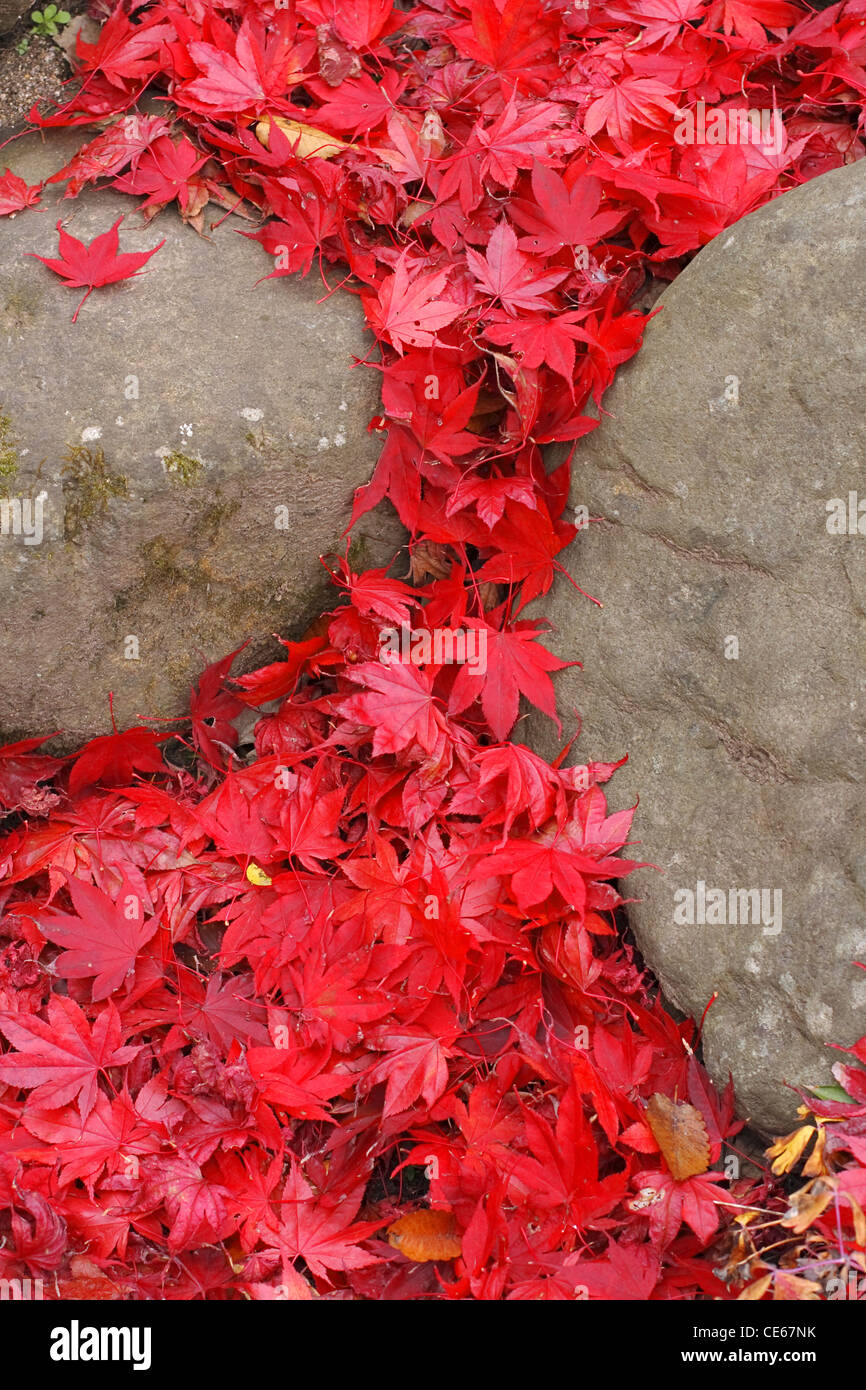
[527,160,866,1135]
[0,3,26,36]
[0,130,400,747]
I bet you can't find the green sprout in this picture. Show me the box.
[29,5,71,37]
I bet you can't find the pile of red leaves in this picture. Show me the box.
[0,615,756,1301]
[1,0,865,1299]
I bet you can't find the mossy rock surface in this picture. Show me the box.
[0,130,403,746]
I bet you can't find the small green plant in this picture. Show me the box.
[29,5,71,38]
[16,36,29,53]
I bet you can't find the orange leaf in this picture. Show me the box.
[387,1208,462,1263]
[738,1273,772,1301]
[645,1093,710,1181]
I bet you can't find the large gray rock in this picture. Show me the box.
[0,130,400,747]
[0,3,27,36]
[527,160,866,1136]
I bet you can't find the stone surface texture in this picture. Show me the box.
[526,160,866,1135]
[0,130,401,747]
[0,2,27,36]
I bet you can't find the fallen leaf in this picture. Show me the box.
[645,1093,711,1181]
[27,218,164,322]
[255,114,348,159]
[387,1208,462,1262]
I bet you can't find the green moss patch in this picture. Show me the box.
[62,444,128,541]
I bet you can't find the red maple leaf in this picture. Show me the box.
[362,251,462,354]
[478,501,576,607]
[510,166,624,255]
[276,769,346,869]
[188,643,247,769]
[268,1162,382,1278]
[632,1168,728,1247]
[112,134,209,219]
[705,0,799,44]
[584,75,679,145]
[22,1092,160,1186]
[473,823,640,914]
[472,96,569,188]
[313,68,407,136]
[445,472,538,529]
[332,0,400,49]
[483,310,599,383]
[68,724,168,794]
[232,634,328,706]
[35,875,159,1001]
[0,996,142,1118]
[246,1044,350,1121]
[569,1240,661,1300]
[27,218,164,321]
[0,168,41,216]
[603,0,707,47]
[46,114,171,197]
[342,660,451,759]
[180,14,309,114]
[466,222,567,315]
[73,7,175,88]
[141,1155,232,1251]
[365,1027,452,1116]
[245,169,341,278]
[173,971,270,1050]
[448,617,575,742]
[0,735,62,815]
[193,771,279,861]
[448,0,560,88]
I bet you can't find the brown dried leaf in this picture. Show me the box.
[406,540,452,584]
[781,1178,835,1234]
[645,1092,710,1181]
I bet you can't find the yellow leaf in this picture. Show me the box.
[766,1124,816,1176]
[255,115,348,160]
[801,1125,829,1178]
[246,862,273,886]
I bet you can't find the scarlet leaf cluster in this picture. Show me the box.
[4,0,866,1300]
